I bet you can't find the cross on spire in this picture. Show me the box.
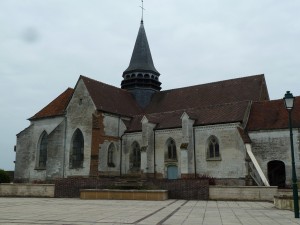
[140,0,145,22]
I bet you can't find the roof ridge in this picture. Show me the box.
[252,95,300,104]
[159,74,265,93]
[80,75,131,94]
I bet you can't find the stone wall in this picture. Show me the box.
[96,113,127,177]
[111,123,247,180]
[209,186,278,201]
[249,129,300,185]
[64,79,95,177]
[15,117,65,182]
[194,124,247,179]
[122,132,143,175]
[154,129,183,177]
[0,184,54,197]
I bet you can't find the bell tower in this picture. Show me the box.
[121,19,161,108]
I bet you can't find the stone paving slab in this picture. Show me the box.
[0,198,300,225]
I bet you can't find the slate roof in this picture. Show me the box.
[123,21,159,75]
[81,76,142,116]
[144,74,269,114]
[247,96,300,131]
[29,88,74,120]
[126,101,251,132]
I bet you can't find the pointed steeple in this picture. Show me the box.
[123,20,159,75]
[121,20,161,108]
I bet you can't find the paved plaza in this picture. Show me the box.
[0,198,300,225]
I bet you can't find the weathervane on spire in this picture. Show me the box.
[140,0,145,22]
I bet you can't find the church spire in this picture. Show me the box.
[123,21,159,76]
[121,17,161,108]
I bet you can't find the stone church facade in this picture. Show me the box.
[15,20,300,187]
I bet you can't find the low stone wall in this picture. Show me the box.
[55,178,209,200]
[209,186,278,201]
[274,195,295,210]
[80,189,168,200]
[0,184,55,197]
[274,189,300,210]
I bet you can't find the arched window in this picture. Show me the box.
[207,136,220,159]
[70,129,84,168]
[107,143,115,167]
[38,131,48,168]
[166,138,177,160]
[137,73,143,78]
[144,74,150,78]
[131,142,141,169]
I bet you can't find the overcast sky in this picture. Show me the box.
[1,0,300,171]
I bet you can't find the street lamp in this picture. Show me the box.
[283,91,299,218]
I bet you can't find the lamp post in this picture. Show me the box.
[283,91,299,218]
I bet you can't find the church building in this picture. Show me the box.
[15,19,300,187]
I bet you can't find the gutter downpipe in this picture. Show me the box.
[154,129,156,179]
[117,116,126,177]
[62,116,67,178]
[117,117,120,177]
[193,127,197,178]
[119,133,126,177]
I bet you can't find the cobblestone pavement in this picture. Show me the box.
[0,198,300,225]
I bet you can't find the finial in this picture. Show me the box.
[140,0,145,23]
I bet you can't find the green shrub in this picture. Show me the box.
[0,169,10,183]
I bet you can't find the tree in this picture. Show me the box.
[0,169,10,183]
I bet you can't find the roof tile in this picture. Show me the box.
[127,101,250,132]
[247,97,300,131]
[145,74,268,114]
[81,76,142,116]
[30,88,74,120]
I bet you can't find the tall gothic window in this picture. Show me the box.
[107,143,115,167]
[131,142,141,169]
[38,131,48,168]
[166,138,177,160]
[70,129,84,168]
[207,136,220,160]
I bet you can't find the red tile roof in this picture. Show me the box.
[30,88,74,120]
[145,74,269,114]
[127,101,251,132]
[30,74,270,131]
[81,76,142,116]
[247,97,300,131]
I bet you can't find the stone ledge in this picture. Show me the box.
[80,189,168,201]
[0,183,55,197]
[209,186,278,201]
[274,195,299,210]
